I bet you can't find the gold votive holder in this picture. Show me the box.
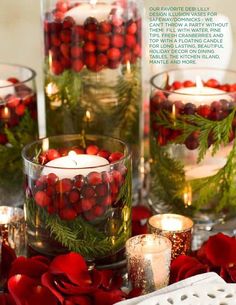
[126,234,172,294]
[148,214,194,259]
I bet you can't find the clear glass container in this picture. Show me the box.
[149,68,236,229]
[41,0,142,193]
[0,64,38,206]
[22,134,132,267]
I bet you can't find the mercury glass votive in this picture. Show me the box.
[148,214,193,259]
[126,234,172,294]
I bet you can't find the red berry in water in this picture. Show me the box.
[54,11,64,22]
[61,57,71,69]
[55,194,68,210]
[97,54,108,66]
[185,132,199,150]
[47,149,61,161]
[122,49,132,64]
[35,175,47,188]
[86,145,99,155]
[111,15,123,27]
[72,59,84,72]
[96,33,110,46]
[110,182,119,194]
[56,178,73,193]
[197,105,211,118]
[81,185,96,198]
[60,43,70,58]
[102,171,113,184]
[84,42,96,53]
[47,173,58,185]
[113,25,124,34]
[87,172,102,185]
[205,78,219,88]
[211,101,222,112]
[183,80,195,87]
[47,205,56,215]
[102,195,112,206]
[69,189,80,204]
[109,151,124,163]
[125,34,136,48]
[51,34,61,47]
[56,1,68,13]
[15,104,25,116]
[95,184,108,197]
[127,22,137,35]
[51,60,64,75]
[111,34,124,48]
[71,147,84,154]
[218,84,230,92]
[46,185,55,197]
[112,170,123,185]
[97,149,110,159]
[172,81,183,90]
[84,54,96,69]
[99,21,112,33]
[93,205,104,217]
[81,198,95,211]
[74,175,85,188]
[184,103,196,115]
[84,17,98,31]
[107,48,121,61]
[35,191,51,207]
[71,46,83,58]
[62,16,75,29]
[7,77,19,84]
[39,152,48,165]
[133,44,141,57]
[84,30,96,41]
[60,208,77,221]
[7,95,20,108]
[60,29,72,43]
[108,60,120,69]
[0,133,7,145]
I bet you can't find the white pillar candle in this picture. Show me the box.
[64,1,115,25]
[42,151,109,179]
[0,80,14,98]
[168,77,232,105]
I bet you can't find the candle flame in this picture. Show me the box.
[42,138,49,152]
[196,76,203,89]
[2,106,10,120]
[49,51,53,70]
[85,110,91,121]
[183,184,192,207]
[172,103,176,119]
[46,82,58,97]
[126,61,131,75]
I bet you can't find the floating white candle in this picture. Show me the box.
[168,77,232,105]
[42,151,110,179]
[0,80,14,98]
[64,1,114,25]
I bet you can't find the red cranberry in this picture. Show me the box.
[95,184,108,197]
[60,43,70,58]
[122,49,132,64]
[47,173,59,185]
[111,15,123,27]
[54,11,65,22]
[81,185,96,198]
[15,104,25,116]
[92,205,104,217]
[185,132,199,150]
[219,84,230,92]
[56,178,73,193]
[72,59,84,72]
[51,60,64,75]
[72,147,84,154]
[183,80,195,87]
[84,42,96,53]
[97,54,108,66]
[84,54,96,69]
[211,101,222,112]
[110,182,119,194]
[101,195,112,207]
[59,208,77,221]
[61,57,71,69]
[46,186,56,197]
[35,191,51,207]
[51,35,61,47]
[99,21,112,33]
[133,44,141,57]
[35,175,47,189]
[56,1,68,13]
[0,133,7,145]
[86,145,99,155]
[107,48,121,61]
[84,17,98,31]
[7,96,20,108]
[172,81,183,90]
[84,30,96,41]
[55,194,69,210]
[69,189,80,204]
[71,46,83,58]
[184,103,196,115]
[127,22,137,35]
[97,149,110,159]
[109,152,124,163]
[197,105,211,118]
[39,152,48,165]
[108,60,120,69]
[7,77,19,84]
[60,29,72,43]
[74,175,85,188]
[174,101,184,115]
[102,171,113,184]
[111,34,124,48]
[83,211,96,221]
[205,79,219,88]
[112,170,123,185]
[47,149,61,161]
[74,25,85,41]
[62,16,75,29]
[87,172,102,185]
[125,34,136,48]
[47,206,56,215]
[81,198,95,211]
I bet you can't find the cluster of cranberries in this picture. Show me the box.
[29,144,127,222]
[0,78,37,145]
[44,1,141,74]
[151,79,236,150]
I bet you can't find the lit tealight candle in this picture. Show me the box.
[42,151,110,179]
[64,0,115,25]
[148,214,194,259]
[168,77,232,105]
[126,234,172,294]
[0,80,14,98]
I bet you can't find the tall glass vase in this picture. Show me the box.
[41,0,142,194]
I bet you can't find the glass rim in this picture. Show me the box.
[148,213,194,234]
[22,134,131,170]
[0,63,36,87]
[150,67,236,96]
[126,233,172,254]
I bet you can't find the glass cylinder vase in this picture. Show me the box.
[42,0,142,193]
[149,68,236,229]
[0,64,38,206]
[22,134,132,267]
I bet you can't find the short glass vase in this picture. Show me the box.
[22,134,132,267]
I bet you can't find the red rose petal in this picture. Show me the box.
[9,256,49,279]
[30,255,51,266]
[49,252,91,286]
[226,265,236,282]
[170,255,197,283]
[41,272,64,303]
[65,295,91,305]
[132,206,152,222]
[55,278,96,295]
[25,285,58,305]
[205,233,236,267]
[0,293,16,305]
[93,289,124,305]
